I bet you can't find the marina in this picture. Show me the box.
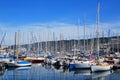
[0,0,120,80]
[0,33,119,79]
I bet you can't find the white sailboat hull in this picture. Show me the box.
[6,60,32,67]
[91,65,111,72]
[7,63,31,67]
[74,61,95,69]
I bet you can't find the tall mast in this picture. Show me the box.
[40,33,43,51]
[37,33,40,55]
[16,31,20,60]
[90,29,93,54]
[117,33,119,52]
[14,32,17,58]
[84,14,86,52]
[107,29,110,53]
[53,32,55,52]
[97,2,100,57]
[55,37,58,53]
[28,32,30,52]
[77,18,80,50]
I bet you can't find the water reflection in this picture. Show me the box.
[69,68,114,80]
[43,63,69,73]
[73,69,91,75]
[0,71,4,77]
[0,64,119,80]
[91,71,112,79]
[6,67,31,71]
[1,66,31,80]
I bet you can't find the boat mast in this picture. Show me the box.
[37,33,40,56]
[107,29,110,53]
[117,33,119,52]
[84,14,86,52]
[14,32,17,59]
[16,31,20,60]
[28,32,30,54]
[77,18,80,51]
[90,29,93,54]
[97,2,100,58]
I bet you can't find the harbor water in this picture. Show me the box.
[0,64,120,80]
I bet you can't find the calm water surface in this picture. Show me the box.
[0,64,120,80]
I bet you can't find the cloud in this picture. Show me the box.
[0,21,120,45]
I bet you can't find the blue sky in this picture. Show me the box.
[0,0,120,45]
[0,0,120,25]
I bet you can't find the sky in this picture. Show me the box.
[0,0,120,45]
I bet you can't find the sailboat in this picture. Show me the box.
[91,2,113,72]
[74,60,95,69]
[91,62,112,72]
[24,32,45,63]
[73,15,96,69]
[5,32,32,67]
[6,59,32,67]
